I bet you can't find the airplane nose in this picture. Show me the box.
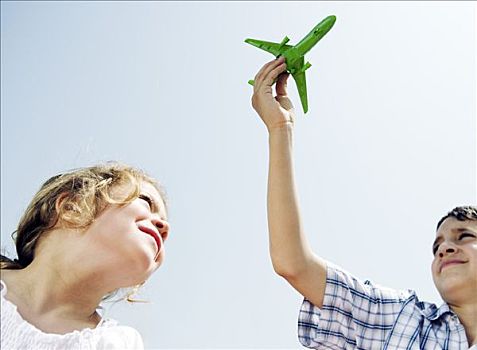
[326,15,337,24]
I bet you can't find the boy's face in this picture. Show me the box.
[431,217,477,304]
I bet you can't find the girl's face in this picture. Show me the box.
[83,181,169,286]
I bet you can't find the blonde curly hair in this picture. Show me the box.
[1,162,166,270]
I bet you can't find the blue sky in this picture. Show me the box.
[1,2,475,348]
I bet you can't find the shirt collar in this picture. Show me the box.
[419,301,453,321]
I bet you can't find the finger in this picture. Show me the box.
[254,59,276,84]
[275,72,290,97]
[254,57,285,87]
[261,60,287,88]
[275,95,294,112]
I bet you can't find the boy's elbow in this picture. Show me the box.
[271,252,323,281]
[272,260,306,280]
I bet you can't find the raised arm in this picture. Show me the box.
[251,57,327,307]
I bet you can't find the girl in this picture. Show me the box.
[1,162,170,349]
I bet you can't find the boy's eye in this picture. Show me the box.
[459,232,475,240]
[433,232,476,255]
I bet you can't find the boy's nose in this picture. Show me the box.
[438,242,456,257]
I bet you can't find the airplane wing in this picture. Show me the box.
[244,38,292,57]
[292,70,308,114]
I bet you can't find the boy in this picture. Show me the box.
[250,57,477,349]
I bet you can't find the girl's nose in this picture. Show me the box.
[153,217,170,241]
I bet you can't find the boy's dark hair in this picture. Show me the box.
[436,206,477,230]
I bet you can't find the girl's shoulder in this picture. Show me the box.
[0,274,15,299]
[0,279,6,297]
[0,279,144,350]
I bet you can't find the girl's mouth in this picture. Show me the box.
[138,225,163,256]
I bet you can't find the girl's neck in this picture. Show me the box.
[1,261,107,333]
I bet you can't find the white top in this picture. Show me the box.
[0,280,144,350]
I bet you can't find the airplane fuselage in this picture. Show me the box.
[280,47,302,74]
[295,16,336,56]
[280,16,336,74]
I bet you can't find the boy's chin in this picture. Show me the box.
[437,280,469,303]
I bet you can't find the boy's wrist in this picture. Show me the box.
[267,122,294,135]
[268,123,294,147]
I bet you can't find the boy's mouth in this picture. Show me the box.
[439,259,466,273]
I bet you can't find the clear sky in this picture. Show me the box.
[1,2,475,349]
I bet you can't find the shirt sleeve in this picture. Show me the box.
[298,262,413,349]
[94,326,145,350]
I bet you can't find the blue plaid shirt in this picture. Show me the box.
[298,263,471,349]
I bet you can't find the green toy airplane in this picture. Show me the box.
[245,15,336,113]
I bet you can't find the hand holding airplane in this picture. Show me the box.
[245,15,336,113]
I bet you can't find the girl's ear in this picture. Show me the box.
[54,192,70,214]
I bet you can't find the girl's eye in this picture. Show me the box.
[139,194,153,210]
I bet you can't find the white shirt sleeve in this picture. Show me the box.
[94,326,144,350]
